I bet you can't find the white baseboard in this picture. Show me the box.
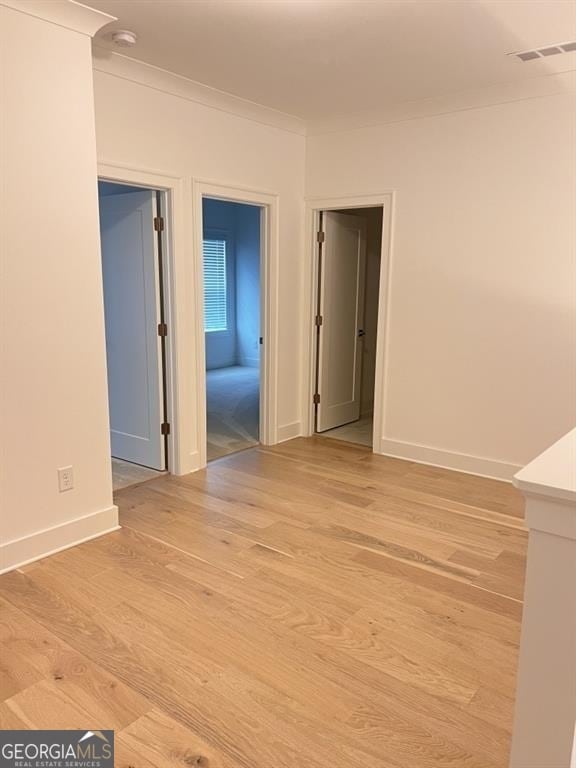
[277,421,302,443]
[0,505,119,575]
[377,438,521,482]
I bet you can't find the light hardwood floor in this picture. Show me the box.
[0,437,527,768]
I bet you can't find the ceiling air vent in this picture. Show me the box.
[509,41,576,61]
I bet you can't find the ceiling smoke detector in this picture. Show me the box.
[509,41,576,61]
[111,29,138,48]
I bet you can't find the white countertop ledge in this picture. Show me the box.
[514,428,576,505]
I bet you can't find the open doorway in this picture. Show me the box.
[98,180,170,490]
[202,198,263,461]
[313,206,384,448]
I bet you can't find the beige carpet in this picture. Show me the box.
[206,366,260,461]
[321,414,373,447]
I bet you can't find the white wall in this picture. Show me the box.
[0,3,117,572]
[203,198,238,370]
[236,204,261,368]
[307,85,576,474]
[93,62,305,444]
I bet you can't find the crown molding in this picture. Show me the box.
[307,69,576,136]
[92,46,307,137]
[88,39,574,138]
[0,0,115,36]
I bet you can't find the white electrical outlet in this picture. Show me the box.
[58,466,74,492]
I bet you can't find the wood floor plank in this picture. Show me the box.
[0,596,150,729]
[354,548,523,618]
[3,679,122,731]
[0,438,527,768]
[0,600,46,700]
[120,709,243,768]
[115,735,160,768]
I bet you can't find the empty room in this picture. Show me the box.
[203,197,263,461]
[1,1,575,767]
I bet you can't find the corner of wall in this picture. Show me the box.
[0,505,119,575]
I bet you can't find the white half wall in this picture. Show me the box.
[0,2,118,572]
[307,79,576,474]
[93,57,306,452]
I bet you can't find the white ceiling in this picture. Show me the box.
[90,0,576,122]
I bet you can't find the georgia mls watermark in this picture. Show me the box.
[0,730,114,768]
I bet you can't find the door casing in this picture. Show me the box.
[193,180,280,469]
[303,193,395,454]
[98,163,183,478]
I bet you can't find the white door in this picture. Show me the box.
[316,211,367,432]
[99,189,165,470]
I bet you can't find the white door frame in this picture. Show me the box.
[98,162,189,475]
[303,193,395,453]
[192,180,280,468]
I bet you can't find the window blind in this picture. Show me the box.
[203,238,228,333]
